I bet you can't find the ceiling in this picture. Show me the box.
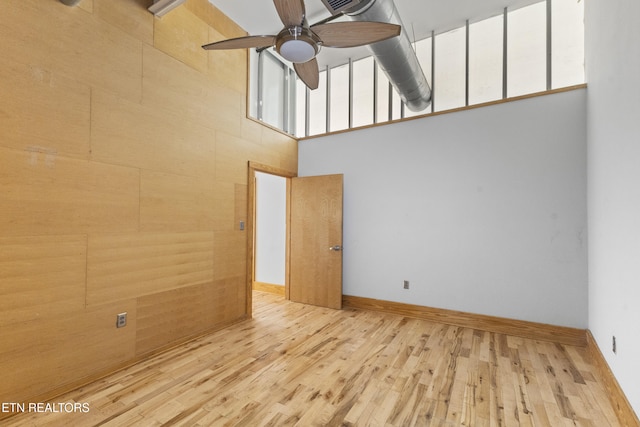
[207,0,540,68]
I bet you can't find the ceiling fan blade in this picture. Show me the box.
[273,0,306,27]
[294,58,319,90]
[202,35,276,50]
[311,21,401,48]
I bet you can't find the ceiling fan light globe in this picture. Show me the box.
[279,39,316,63]
[276,26,321,64]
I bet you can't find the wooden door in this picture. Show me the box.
[289,174,343,309]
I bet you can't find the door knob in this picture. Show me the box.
[329,245,342,251]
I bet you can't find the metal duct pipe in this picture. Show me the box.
[346,0,431,112]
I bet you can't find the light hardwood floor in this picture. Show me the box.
[5,291,620,426]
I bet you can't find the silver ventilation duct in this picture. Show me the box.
[345,0,431,112]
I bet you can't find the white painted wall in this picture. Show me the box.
[586,0,640,413]
[255,172,287,286]
[299,89,588,328]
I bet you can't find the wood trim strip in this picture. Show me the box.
[299,84,588,141]
[253,281,286,296]
[586,331,640,426]
[247,162,297,178]
[285,178,291,301]
[343,295,587,347]
[247,116,295,139]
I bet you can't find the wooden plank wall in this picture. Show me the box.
[0,0,297,406]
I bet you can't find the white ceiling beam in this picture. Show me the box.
[148,0,187,17]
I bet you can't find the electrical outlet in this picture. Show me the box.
[612,336,617,354]
[116,312,127,328]
[403,280,409,289]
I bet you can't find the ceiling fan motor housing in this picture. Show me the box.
[276,26,321,63]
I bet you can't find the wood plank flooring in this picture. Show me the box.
[5,291,620,426]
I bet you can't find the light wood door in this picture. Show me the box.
[289,174,343,309]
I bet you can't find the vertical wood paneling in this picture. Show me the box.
[140,171,215,232]
[241,118,265,144]
[136,283,213,355]
[87,232,215,306]
[223,125,299,177]
[94,0,154,45]
[206,27,248,94]
[235,183,248,231]
[261,127,299,173]
[214,231,246,281]
[91,90,216,177]
[0,299,137,404]
[141,45,244,133]
[215,132,255,185]
[0,147,140,236]
[221,276,247,320]
[0,59,91,159]
[135,281,245,356]
[0,0,143,102]
[153,6,209,73]
[213,276,247,322]
[0,0,298,410]
[0,235,87,326]
[212,181,236,232]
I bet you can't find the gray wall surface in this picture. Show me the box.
[586,0,640,413]
[299,88,588,328]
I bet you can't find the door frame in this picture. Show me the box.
[246,161,296,317]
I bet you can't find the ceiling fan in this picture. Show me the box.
[202,0,401,90]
